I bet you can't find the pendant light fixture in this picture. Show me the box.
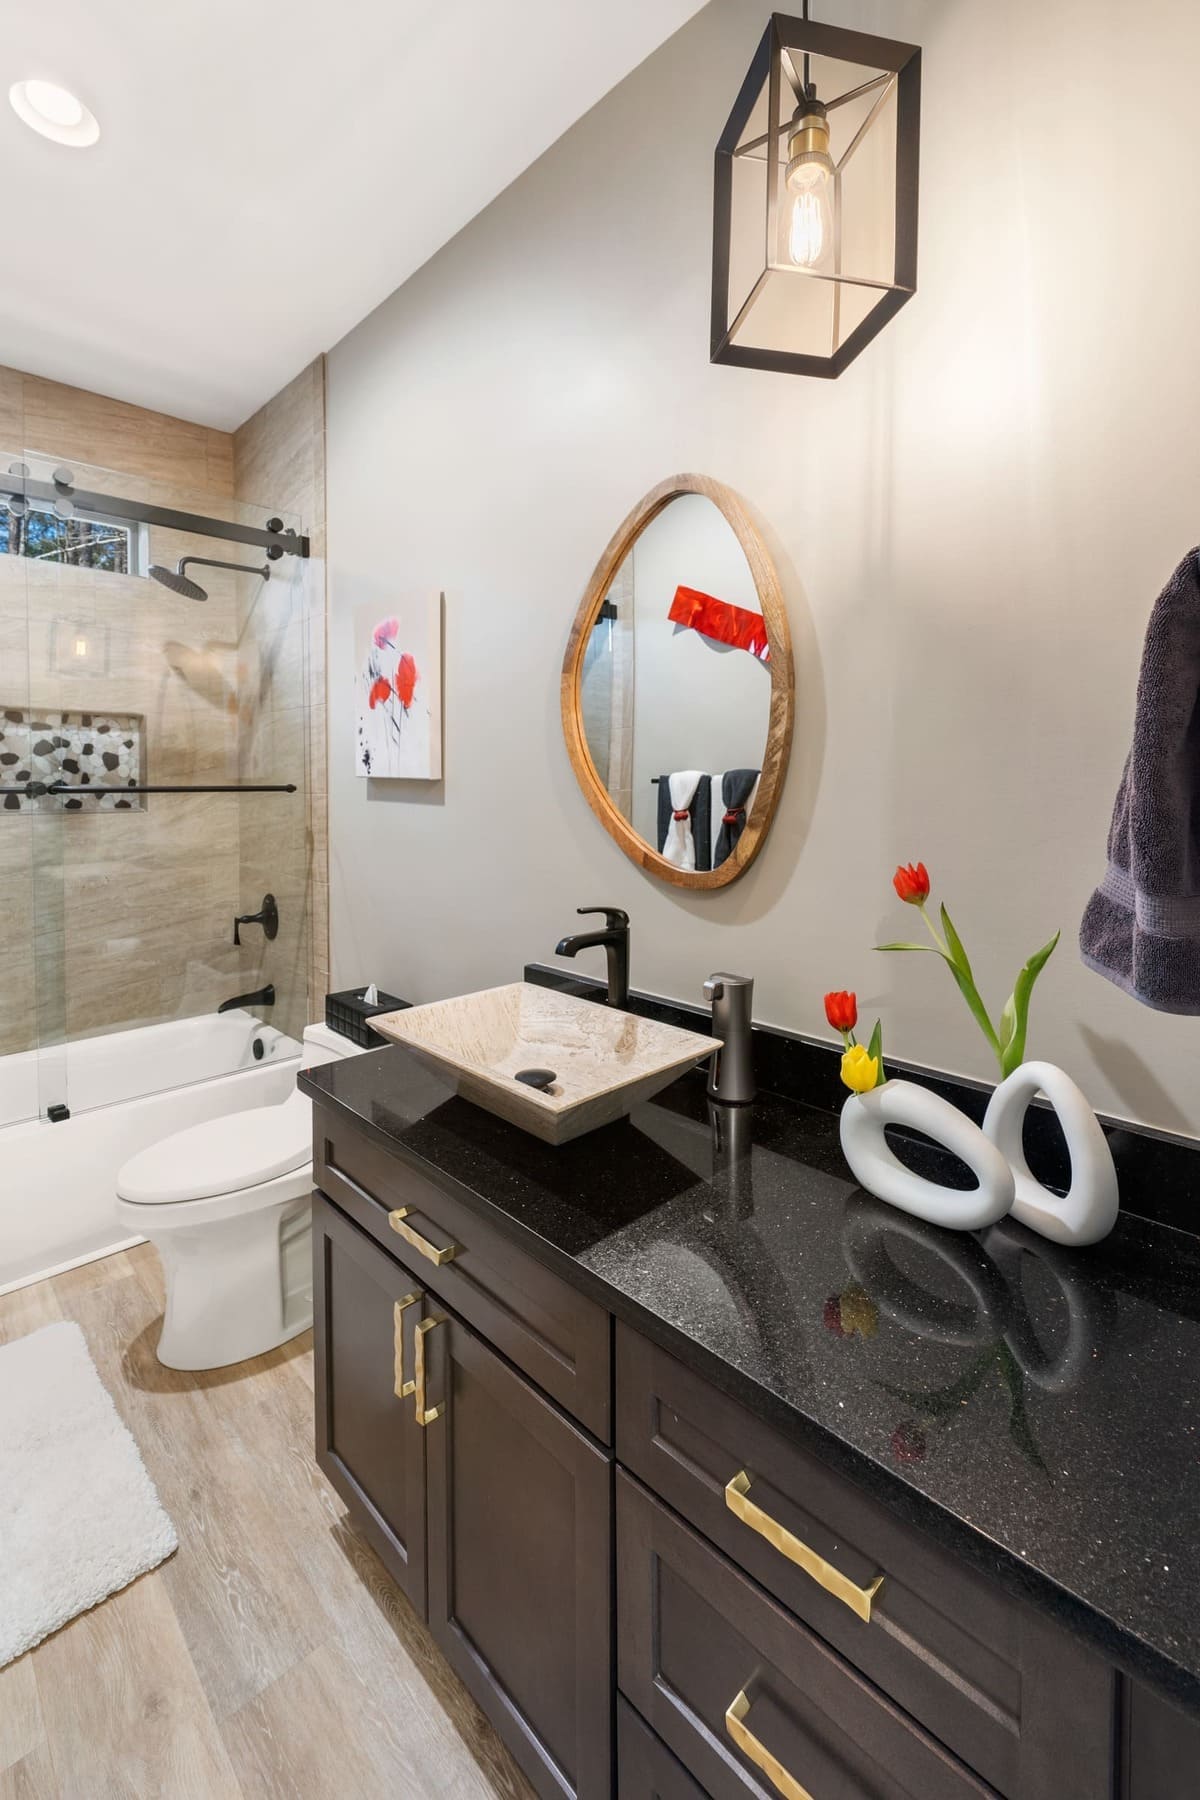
[711,8,921,377]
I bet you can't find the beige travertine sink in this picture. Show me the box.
[370,982,719,1144]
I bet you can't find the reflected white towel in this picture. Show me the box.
[662,770,704,869]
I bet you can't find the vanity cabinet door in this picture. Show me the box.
[422,1306,613,1800]
[312,1191,428,1614]
[1122,1681,1200,1798]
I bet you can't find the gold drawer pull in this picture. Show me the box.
[388,1206,459,1267]
[414,1317,444,1427]
[392,1293,420,1399]
[726,1689,813,1800]
[725,1470,884,1623]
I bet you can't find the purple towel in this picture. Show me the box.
[1080,548,1200,1012]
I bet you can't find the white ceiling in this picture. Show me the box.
[0,0,704,431]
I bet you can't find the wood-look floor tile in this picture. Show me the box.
[0,1282,62,1346]
[33,1575,241,1800]
[0,1744,59,1800]
[0,1247,531,1798]
[0,1660,43,1774]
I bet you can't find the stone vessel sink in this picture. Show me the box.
[370,982,719,1145]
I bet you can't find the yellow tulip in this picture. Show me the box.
[840,1044,879,1093]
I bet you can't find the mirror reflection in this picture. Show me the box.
[577,493,773,873]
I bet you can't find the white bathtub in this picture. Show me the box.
[0,1010,302,1293]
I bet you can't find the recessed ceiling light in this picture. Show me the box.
[9,79,99,147]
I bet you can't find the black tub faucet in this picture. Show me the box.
[218,984,275,1014]
[555,908,630,1008]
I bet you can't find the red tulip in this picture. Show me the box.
[824,990,857,1033]
[893,861,930,905]
[367,676,392,710]
[822,1297,846,1337]
[394,652,418,710]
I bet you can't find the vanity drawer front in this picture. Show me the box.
[617,1326,1114,1800]
[617,1471,991,1800]
[314,1109,611,1440]
[619,1698,709,1799]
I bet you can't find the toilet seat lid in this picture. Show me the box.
[117,1092,312,1204]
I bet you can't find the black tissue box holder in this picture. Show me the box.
[325,986,409,1049]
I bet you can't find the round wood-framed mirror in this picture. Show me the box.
[561,473,794,890]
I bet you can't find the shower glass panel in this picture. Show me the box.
[0,469,67,1128]
[7,449,310,1120]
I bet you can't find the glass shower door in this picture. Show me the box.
[0,453,66,1125]
[22,452,312,1115]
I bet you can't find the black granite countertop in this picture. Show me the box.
[300,1043,1200,1717]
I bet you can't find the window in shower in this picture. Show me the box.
[0,503,140,573]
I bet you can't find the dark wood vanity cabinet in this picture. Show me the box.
[312,1176,613,1800]
[311,1112,1200,1800]
[425,1309,613,1797]
[313,1191,427,1611]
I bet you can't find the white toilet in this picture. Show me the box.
[116,1023,364,1371]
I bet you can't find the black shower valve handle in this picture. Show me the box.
[233,892,279,946]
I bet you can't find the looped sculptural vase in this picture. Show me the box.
[839,1064,1119,1247]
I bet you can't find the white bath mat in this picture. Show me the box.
[0,1321,177,1666]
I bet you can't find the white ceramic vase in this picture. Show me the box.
[838,1081,1015,1231]
[982,1060,1119,1247]
[839,1064,1119,1246]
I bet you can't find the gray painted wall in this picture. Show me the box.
[326,0,1200,1137]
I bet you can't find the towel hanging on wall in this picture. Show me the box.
[1080,548,1200,1012]
[659,770,705,870]
[656,775,711,871]
[713,769,760,868]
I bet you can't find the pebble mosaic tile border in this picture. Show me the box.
[0,707,144,812]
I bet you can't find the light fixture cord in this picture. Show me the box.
[802,0,811,97]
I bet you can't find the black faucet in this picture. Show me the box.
[555,908,630,1008]
[233,893,279,946]
[218,984,275,1014]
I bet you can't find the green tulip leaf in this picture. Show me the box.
[875,942,936,953]
[998,993,1018,1055]
[998,930,1061,1077]
[867,1018,885,1086]
[940,905,974,980]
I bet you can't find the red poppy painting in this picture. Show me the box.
[355,595,443,779]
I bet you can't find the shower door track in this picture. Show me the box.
[0,473,309,560]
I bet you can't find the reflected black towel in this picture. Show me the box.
[713,769,759,868]
[1080,548,1200,1011]
[655,776,711,871]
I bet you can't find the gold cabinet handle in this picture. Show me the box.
[389,1206,459,1267]
[392,1293,420,1399]
[413,1317,444,1426]
[725,1470,884,1623]
[726,1689,813,1800]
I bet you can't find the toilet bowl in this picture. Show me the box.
[116,1022,365,1371]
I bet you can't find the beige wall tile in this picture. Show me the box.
[0,366,23,450]
[233,357,328,1025]
[20,374,233,496]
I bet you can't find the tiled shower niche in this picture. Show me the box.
[0,708,145,812]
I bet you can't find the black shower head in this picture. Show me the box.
[147,555,270,601]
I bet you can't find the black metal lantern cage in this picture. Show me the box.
[711,14,921,378]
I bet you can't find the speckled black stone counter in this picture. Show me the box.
[301,1044,1200,1717]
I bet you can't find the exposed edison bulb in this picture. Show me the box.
[788,172,834,270]
[785,94,835,271]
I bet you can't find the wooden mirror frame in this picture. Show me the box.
[561,473,794,890]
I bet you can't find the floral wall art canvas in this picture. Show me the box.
[354,595,443,779]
